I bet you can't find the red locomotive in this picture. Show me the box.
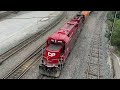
[39,11,91,77]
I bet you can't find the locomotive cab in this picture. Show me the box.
[39,38,66,77]
[42,38,65,68]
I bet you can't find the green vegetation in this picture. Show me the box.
[116,47,120,56]
[111,19,120,46]
[106,11,120,56]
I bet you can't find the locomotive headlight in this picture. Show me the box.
[51,39,54,42]
[51,39,57,43]
[58,41,62,43]
[48,52,56,57]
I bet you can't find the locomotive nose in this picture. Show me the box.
[46,51,60,60]
[44,50,61,66]
[48,52,56,57]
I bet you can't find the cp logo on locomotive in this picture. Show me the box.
[48,52,56,57]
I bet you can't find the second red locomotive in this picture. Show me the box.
[39,11,91,77]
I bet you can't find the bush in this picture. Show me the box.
[116,47,120,56]
[107,11,116,22]
[106,20,112,31]
[111,19,120,46]
[106,11,120,56]
[107,11,120,20]
[116,11,120,19]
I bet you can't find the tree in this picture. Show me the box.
[107,11,116,22]
[111,19,120,46]
[116,11,120,19]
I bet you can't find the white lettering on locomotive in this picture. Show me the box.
[48,52,56,57]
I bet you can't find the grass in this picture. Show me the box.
[116,47,120,56]
[106,12,120,57]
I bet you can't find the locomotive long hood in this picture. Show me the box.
[50,32,69,44]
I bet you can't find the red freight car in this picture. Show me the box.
[39,11,90,77]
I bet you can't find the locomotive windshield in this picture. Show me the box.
[48,43,62,51]
[48,39,64,51]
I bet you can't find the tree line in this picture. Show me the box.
[106,11,120,55]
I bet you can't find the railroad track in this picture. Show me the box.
[37,74,55,79]
[85,12,106,79]
[85,32,102,79]
[2,43,46,79]
[0,11,66,65]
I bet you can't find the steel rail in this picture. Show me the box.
[0,11,66,65]
[2,43,46,79]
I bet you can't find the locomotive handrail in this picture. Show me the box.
[42,55,64,61]
[42,55,51,60]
